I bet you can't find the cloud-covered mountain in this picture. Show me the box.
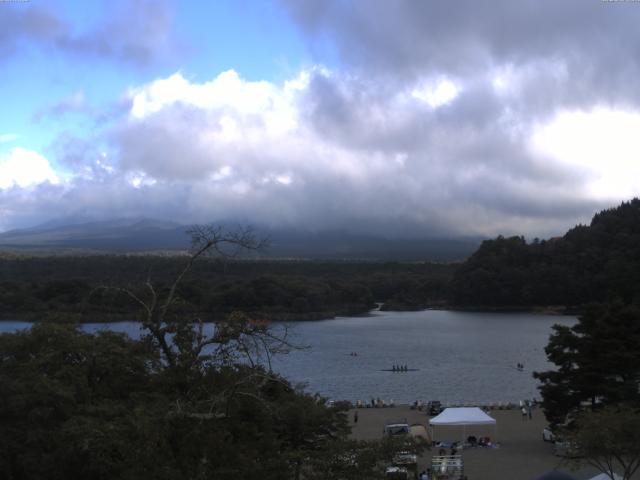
[2,1,640,240]
[0,218,481,261]
[0,218,185,251]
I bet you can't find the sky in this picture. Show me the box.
[2,0,640,238]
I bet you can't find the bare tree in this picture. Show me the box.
[566,406,640,480]
[101,225,294,370]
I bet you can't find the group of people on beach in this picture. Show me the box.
[392,364,408,372]
[368,397,394,408]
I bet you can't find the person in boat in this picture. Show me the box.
[392,365,396,372]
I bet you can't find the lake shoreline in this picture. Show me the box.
[0,303,580,323]
[0,306,373,323]
[375,303,580,316]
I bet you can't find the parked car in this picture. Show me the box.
[384,419,410,436]
[542,427,556,442]
[393,451,418,467]
[385,466,409,479]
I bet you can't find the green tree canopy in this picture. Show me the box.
[534,303,640,426]
[565,406,640,480]
[450,198,640,308]
[0,225,418,479]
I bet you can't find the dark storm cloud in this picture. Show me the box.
[271,0,640,232]
[282,0,640,116]
[282,1,640,75]
[298,69,575,192]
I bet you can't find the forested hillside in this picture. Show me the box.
[4,199,639,320]
[0,256,454,321]
[450,199,640,308]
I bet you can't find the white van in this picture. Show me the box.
[384,419,410,436]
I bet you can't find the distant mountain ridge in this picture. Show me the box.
[0,218,482,261]
[0,218,187,252]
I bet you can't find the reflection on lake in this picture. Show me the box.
[0,309,574,404]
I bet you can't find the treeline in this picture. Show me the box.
[450,198,640,308]
[3,199,639,319]
[0,256,455,321]
[0,230,430,478]
[0,319,425,479]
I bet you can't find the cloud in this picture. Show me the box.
[56,0,178,66]
[282,0,640,114]
[4,1,640,238]
[531,108,640,200]
[33,90,89,122]
[0,147,58,189]
[109,65,639,236]
[0,6,63,60]
[0,68,613,237]
[0,0,177,66]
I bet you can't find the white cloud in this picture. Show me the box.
[128,70,305,137]
[530,108,640,200]
[0,147,59,189]
[411,77,459,108]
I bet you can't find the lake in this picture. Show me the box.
[0,309,574,404]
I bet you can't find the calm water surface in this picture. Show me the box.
[1,310,574,404]
[271,310,575,404]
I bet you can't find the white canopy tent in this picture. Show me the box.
[429,407,497,444]
[588,474,622,480]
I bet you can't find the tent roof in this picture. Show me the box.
[588,474,622,480]
[429,407,496,426]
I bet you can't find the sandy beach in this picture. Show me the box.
[348,405,608,480]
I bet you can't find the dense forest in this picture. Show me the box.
[450,199,640,309]
[0,256,454,321]
[0,227,429,479]
[0,309,424,479]
[2,199,640,320]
